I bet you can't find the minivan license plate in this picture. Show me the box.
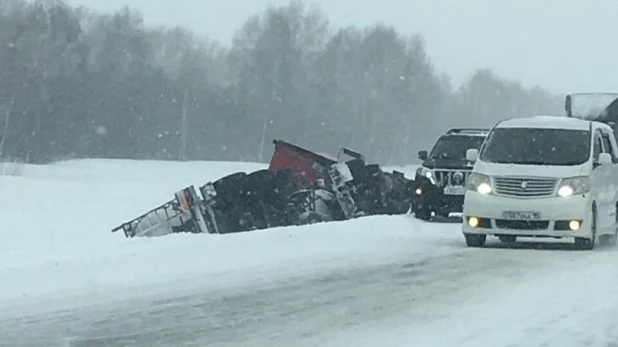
[502,211,541,220]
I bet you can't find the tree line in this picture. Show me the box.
[0,0,564,165]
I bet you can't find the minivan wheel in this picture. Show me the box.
[575,205,596,251]
[610,229,618,247]
[600,206,618,247]
[610,205,618,247]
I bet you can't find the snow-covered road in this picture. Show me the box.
[1,159,618,347]
[2,238,617,347]
[357,244,618,347]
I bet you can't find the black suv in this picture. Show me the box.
[413,128,489,220]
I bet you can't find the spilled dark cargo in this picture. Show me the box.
[111,139,415,238]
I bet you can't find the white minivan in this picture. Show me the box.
[462,115,618,250]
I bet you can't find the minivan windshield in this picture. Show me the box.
[429,135,486,160]
[479,127,591,166]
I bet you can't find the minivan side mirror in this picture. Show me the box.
[417,150,428,161]
[598,152,612,166]
[466,148,479,162]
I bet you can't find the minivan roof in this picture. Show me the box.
[496,115,610,131]
[445,128,490,137]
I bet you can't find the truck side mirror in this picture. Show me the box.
[466,148,478,162]
[417,150,428,161]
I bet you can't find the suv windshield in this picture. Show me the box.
[429,135,486,160]
[479,127,591,165]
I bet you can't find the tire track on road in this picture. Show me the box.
[0,242,591,347]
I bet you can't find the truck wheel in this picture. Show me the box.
[464,233,486,247]
[298,211,326,225]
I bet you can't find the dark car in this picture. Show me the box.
[413,128,489,220]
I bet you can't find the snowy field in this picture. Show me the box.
[1,159,618,347]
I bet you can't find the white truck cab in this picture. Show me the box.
[462,115,618,250]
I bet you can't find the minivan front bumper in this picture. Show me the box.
[462,190,593,238]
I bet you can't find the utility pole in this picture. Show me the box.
[179,88,188,161]
[258,117,268,162]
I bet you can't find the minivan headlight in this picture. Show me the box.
[557,176,590,197]
[416,167,436,185]
[467,172,492,195]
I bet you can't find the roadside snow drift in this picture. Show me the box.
[0,159,443,313]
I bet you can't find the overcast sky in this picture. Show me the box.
[66,0,618,95]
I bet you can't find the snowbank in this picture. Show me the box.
[0,159,441,315]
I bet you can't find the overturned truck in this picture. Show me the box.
[111,140,414,238]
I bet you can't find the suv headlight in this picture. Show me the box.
[467,172,492,195]
[416,167,436,185]
[557,176,590,197]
